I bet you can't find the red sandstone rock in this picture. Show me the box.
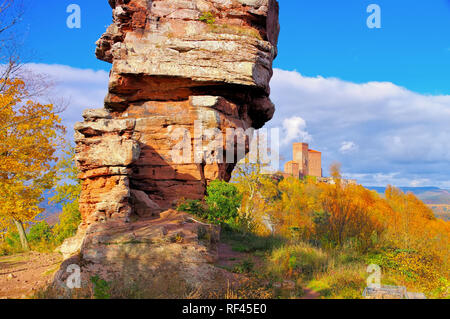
[75,0,279,228]
[53,1,280,293]
[53,210,225,296]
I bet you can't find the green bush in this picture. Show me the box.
[205,180,242,225]
[177,181,242,227]
[199,11,215,24]
[1,201,81,254]
[177,199,207,219]
[53,200,81,245]
[320,265,366,299]
[0,231,24,255]
[5,232,21,250]
[28,221,53,244]
[90,275,111,299]
[0,244,7,256]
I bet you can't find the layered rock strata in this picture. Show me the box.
[75,0,280,228]
[52,0,279,294]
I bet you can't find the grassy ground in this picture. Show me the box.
[1,228,445,299]
[219,228,446,299]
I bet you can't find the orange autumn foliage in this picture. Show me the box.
[236,164,449,292]
[0,78,65,231]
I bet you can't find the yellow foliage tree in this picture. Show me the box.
[275,177,319,241]
[0,78,64,250]
[232,155,279,235]
[232,160,449,295]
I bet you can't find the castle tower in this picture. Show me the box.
[284,142,323,178]
[293,143,309,176]
[308,150,322,177]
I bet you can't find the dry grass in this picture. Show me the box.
[268,243,329,280]
[308,263,367,299]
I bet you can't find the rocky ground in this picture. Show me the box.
[0,209,319,300]
[0,252,62,299]
[0,242,320,299]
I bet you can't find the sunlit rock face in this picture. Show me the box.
[75,0,279,227]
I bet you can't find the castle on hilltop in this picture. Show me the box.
[284,143,323,178]
[283,142,357,185]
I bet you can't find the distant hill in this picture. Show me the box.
[366,186,450,221]
[366,186,442,195]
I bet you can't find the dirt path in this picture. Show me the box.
[216,243,249,269]
[300,288,321,299]
[0,252,62,299]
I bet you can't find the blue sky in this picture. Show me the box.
[20,0,450,94]
[14,0,450,188]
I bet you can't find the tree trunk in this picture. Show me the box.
[12,218,30,251]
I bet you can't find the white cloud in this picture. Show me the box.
[24,63,109,138]
[269,69,450,188]
[281,116,312,146]
[17,64,450,188]
[409,179,431,187]
[339,141,358,154]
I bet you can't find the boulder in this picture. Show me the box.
[57,228,87,259]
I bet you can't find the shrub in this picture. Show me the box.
[199,11,215,24]
[5,231,21,252]
[205,180,242,225]
[366,248,447,296]
[28,221,53,244]
[90,275,111,299]
[53,200,81,245]
[0,241,13,256]
[177,199,208,219]
[322,264,366,299]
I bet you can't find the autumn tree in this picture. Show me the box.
[319,163,383,249]
[232,149,279,234]
[1,0,25,88]
[0,78,64,250]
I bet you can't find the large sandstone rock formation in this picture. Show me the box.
[76,0,280,227]
[53,0,279,295]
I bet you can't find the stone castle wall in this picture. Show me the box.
[308,151,322,178]
[284,142,322,178]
